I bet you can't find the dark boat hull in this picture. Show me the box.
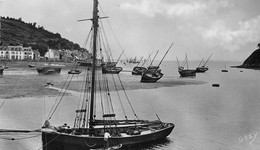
[140,71,164,82]
[178,69,196,77]
[37,67,61,75]
[68,70,82,74]
[0,68,4,75]
[132,67,147,75]
[102,67,122,74]
[42,123,174,150]
[195,66,208,73]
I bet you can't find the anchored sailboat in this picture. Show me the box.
[141,43,173,83]
[178,54,196,77]
[196,53,213,73]
[41,0,174,149]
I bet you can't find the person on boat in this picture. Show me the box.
[104,130,111,149]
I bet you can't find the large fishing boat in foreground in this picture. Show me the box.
[41,0,174,149]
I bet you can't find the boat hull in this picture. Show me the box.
[37,67,61,75]
[178,69,196,77]
[42,123,174,150]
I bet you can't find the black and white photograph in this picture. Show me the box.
[1,0,260,149]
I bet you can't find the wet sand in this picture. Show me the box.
[0,61,205,98]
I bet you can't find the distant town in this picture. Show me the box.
[0,45,90,62]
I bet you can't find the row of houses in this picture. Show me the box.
[0,45,37,60]
[0,45,90,62]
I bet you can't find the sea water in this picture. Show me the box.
[1,61,260,150]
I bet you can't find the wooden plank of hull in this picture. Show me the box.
[42,124,174,150]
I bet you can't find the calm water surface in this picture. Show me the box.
[1,61,260,150]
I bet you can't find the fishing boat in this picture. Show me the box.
[131,56,147,75]
[196,53,213,73]
[41,1,174,149]
[141,43,173,83]
[177,54,196,77]
[36,66,61,75]
[101,62,123,74]
[101,50,124,74]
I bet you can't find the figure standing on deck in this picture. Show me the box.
[104,131,111,149]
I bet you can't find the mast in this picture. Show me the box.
[149,50,159,67]
[157,42,173,67]
[89,0,99,130]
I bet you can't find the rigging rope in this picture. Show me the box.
[116,74,139,120]
[111,74,127,120]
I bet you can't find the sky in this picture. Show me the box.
[1,0,260,61]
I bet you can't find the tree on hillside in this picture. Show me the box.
[257,43,260,49]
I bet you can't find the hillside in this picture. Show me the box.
[235,43,260,69]
[0,17,85,56]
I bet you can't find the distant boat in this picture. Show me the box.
[177,54,196,77]
[196,53,213,73]
[221,65,228,72]
[68,69,81,74]
[141,43,173,83]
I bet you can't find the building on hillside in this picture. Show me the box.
[44,49,60,61]
[0,45,34,60]
[33,50,40,60]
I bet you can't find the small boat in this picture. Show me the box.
[68,69,82,74]
[28,64,35,68]
[132,66,147,75]
[221,65,228,72]
[141,43,173,83]
[196,53,213,73]
[36,66,61,75]
[42,1,174,149]
[102,66,123,74]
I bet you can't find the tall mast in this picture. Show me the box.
[89,0,99,130]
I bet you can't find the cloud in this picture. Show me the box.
[120,0,207,17]
[200,16,260,51]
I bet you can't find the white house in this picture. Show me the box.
[0,45,34,60]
